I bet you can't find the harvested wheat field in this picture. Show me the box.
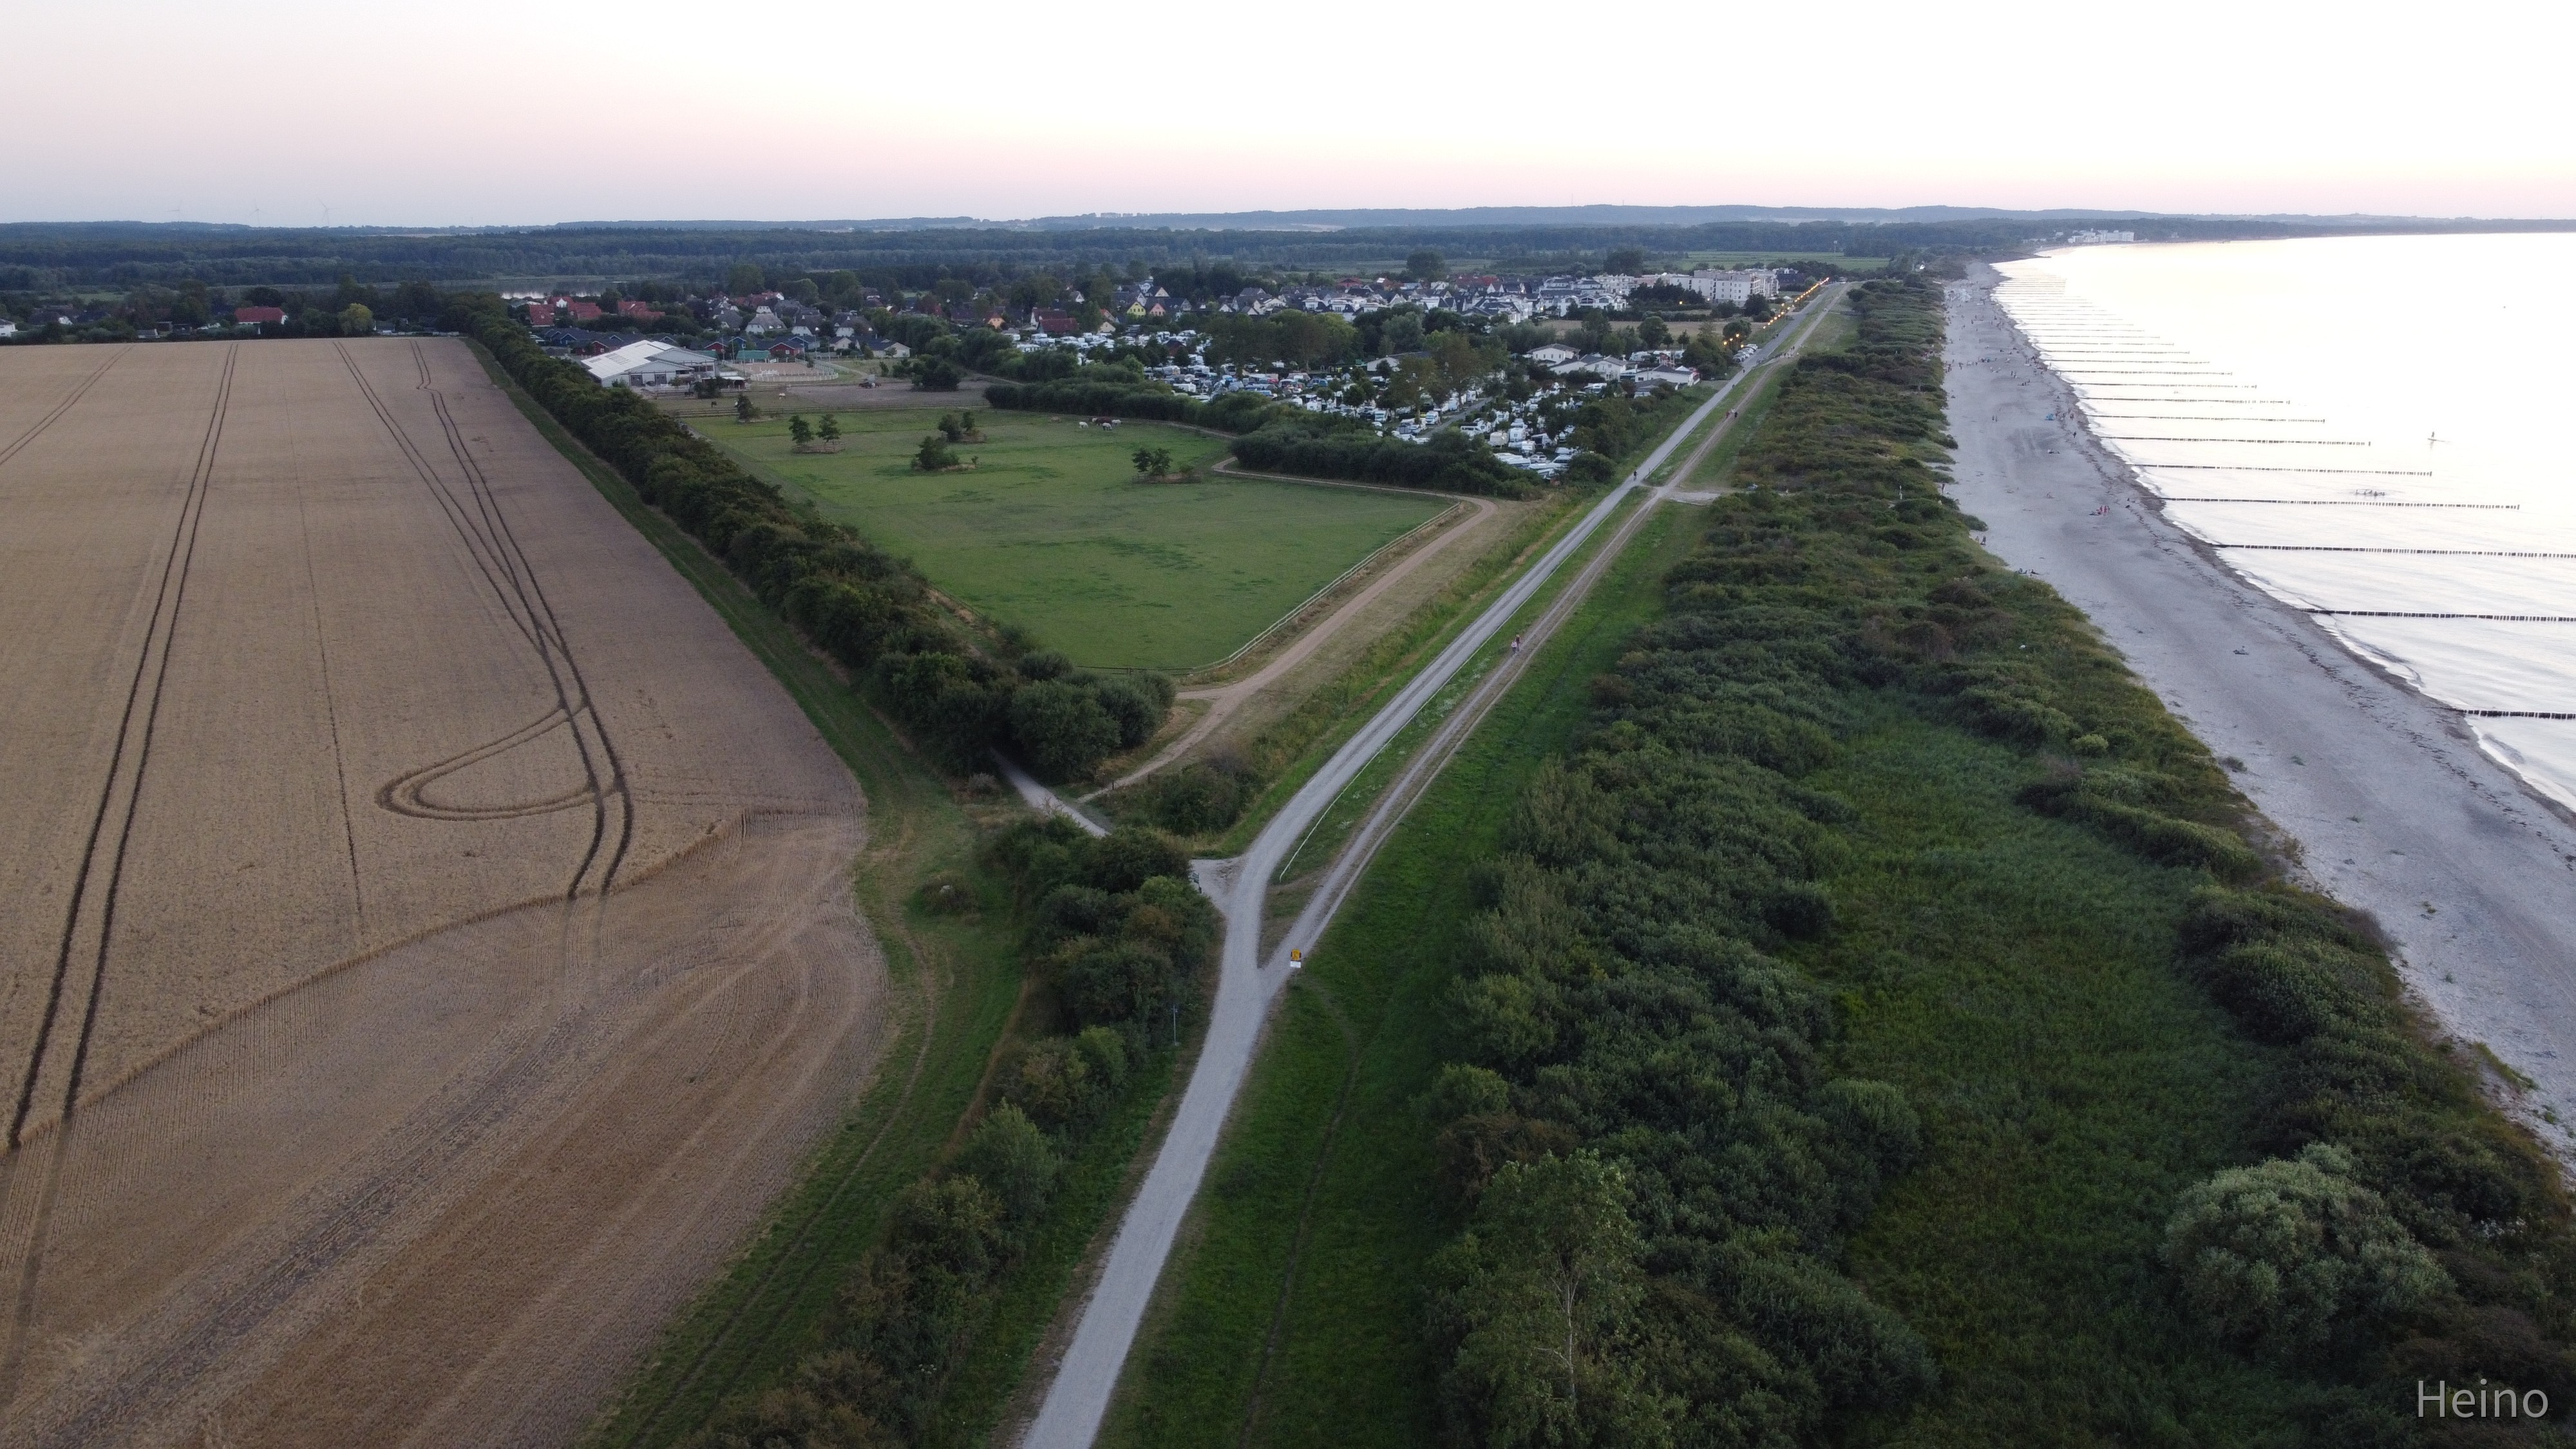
[0,339,887,1447]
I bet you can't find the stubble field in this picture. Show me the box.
[0,338,885,1446]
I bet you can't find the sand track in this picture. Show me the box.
[0,339,885,1445]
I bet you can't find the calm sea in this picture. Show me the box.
[1995,233,2576,808]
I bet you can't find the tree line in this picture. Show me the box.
[688,820,1218,1448]
[444,293,1168,783]
[1418,277,2576,1444]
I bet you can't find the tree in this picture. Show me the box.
[390,279,442,321]
[735,393,759,422]
[338,303,374,335]
[914,356,963,390]
[1604,245,1646,276]
[1009,679,1121,779]
[914,433,959,471]
[726,261,765,296]
[2161,1143,2448,1361]
[1636,315,1671,348]
[1407,248,1448,282]
[788,414,813,446]
[1429,329,1496,390]
[1132,446,1174,478]
[1433,1151,1658,1446]
[952,1104,1059,1228]
[1379,312,1426,356]
[819,413,841,441]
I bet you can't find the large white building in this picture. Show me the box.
[583,340,719,389]
[1690,268,1781,305]
[1636,269,1782,305]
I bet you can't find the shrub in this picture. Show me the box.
[1009,679,1121,780]
[1090,674,1172,750]
[2163,1144,2449,1361]
[1112,759,1254,835]
[1083,826,1189,894]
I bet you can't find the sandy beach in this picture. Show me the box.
[1946,266,2576,1149]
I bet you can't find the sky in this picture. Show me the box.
[10,0,2571,226]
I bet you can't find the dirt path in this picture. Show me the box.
[1100,480,1499,791]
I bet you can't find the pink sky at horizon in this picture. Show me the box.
[11,0,2570,227]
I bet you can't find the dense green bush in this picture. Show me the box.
[2163,1143,2448,1362]
[442,294,1165,781]
[1108,756,1257,835]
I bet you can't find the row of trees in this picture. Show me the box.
[445,293,1170,782]
[1234,422,1533,498]
[688,822,1216,1447]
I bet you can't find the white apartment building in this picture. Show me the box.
[1690,268,1781,305]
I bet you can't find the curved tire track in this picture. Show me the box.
[335,343,633,898]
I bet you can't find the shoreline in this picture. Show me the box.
[1944,264,2576,1153]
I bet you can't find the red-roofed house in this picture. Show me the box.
[232,305,287,326]
[567,300,603,323]
[525,303,558,325]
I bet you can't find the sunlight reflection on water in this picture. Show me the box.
[1997,234,2576,806]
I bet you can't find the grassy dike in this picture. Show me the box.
[467,341,1034,1447]
[1096,281,2576,1447]
[1101,501,1708,1448]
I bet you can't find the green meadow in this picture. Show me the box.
[711,408,1447,671]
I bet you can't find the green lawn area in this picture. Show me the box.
[708,409,1447,671]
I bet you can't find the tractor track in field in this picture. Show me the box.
[1,345,237,1405]
[339,342,634,898]
[0,350,125,473]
